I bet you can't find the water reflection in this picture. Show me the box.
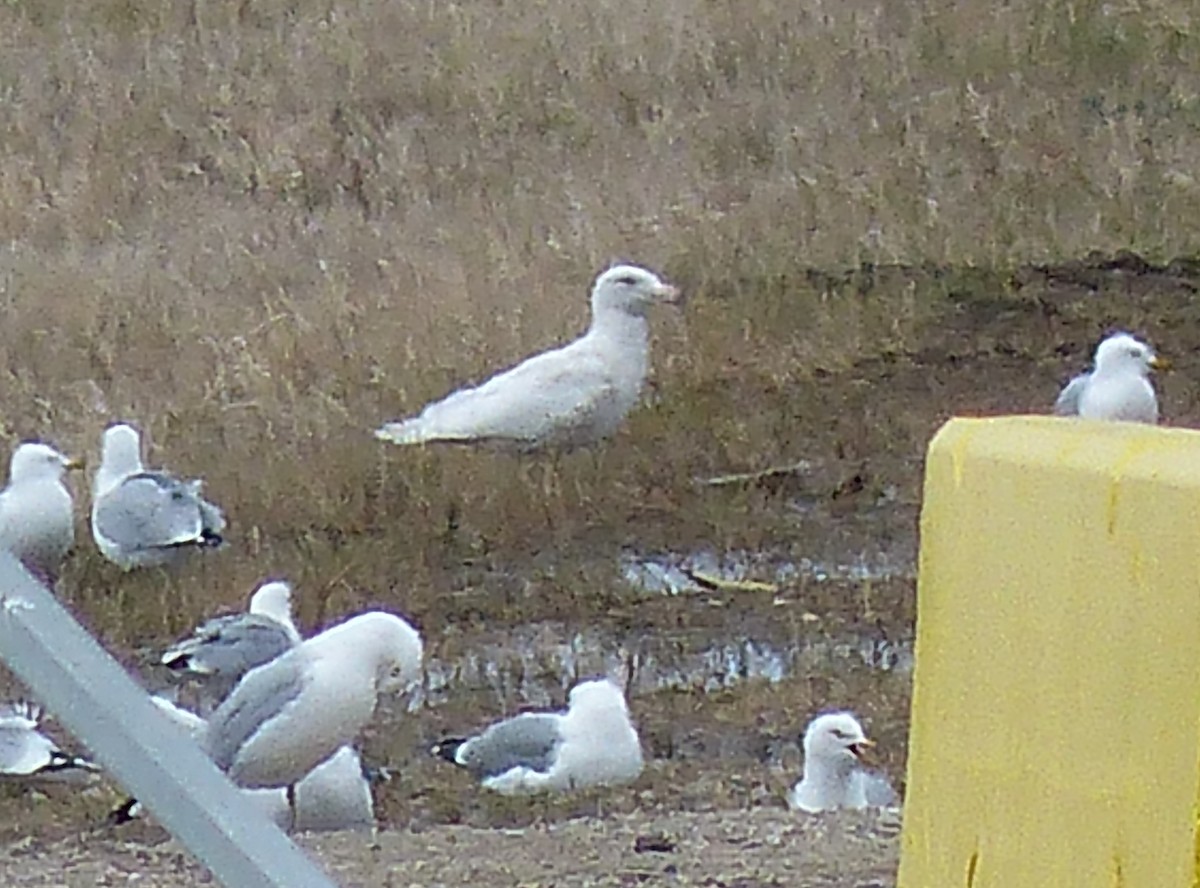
[416,622,913,711]
[619,548,914,596]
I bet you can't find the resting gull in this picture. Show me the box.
[787,711,897,813]
[1053,332,1165,423]
[112,698,373,832]
[203,610,423,794]
[433,678,643,794]
[375,264,680,451]
[0,442,81,583]
[90,423,227,569]
[90,422,226,568]
[162,580,302,708]
[0,702,98,783]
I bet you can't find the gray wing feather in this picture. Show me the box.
[94,473,206,548]
[1053,373,1090,416]
[858,769,899,807]
[163,615,296,678]
[204,653,309,772]
[0,725,37,774]
[461,713,563,778]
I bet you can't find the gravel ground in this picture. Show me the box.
[0,808,900,887]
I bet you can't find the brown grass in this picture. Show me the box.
[0,0,1196,647]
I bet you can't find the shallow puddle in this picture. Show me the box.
[620,546,915,597]
[419,619,913,712]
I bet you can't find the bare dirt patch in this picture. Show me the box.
[0,808,899,888]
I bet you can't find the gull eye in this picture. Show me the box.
[616,275,639,287]
[830,729,850,740]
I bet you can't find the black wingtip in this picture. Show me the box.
[199,530,224,549]
[431,737,467,764]
[107,796,140,825]
[45,752,100,775]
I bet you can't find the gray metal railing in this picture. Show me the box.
[0,552,338,888]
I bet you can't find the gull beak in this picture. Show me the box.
[1149,355,1170,371]
[655,282,683,306]
[849,738,876,763]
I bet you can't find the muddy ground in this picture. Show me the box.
[5,258,1200,886]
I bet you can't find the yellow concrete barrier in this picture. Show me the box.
[898,416,1200,888]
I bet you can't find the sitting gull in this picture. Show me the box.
[91,423,227,570]
[112,697,373,832]
[203,610,423,796]
[375,264,680,451]
[0,442,81,583]
[0,702,98,783]
[433,678,643,794]
[787,711,897,813]
[1053,332,1165,423]
[162,580,302,709]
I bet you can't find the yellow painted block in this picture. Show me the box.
[898,416,1200,888]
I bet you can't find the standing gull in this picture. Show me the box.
[90,423,227,570]
[1053,332,1165,423]
[0,442,81,583]
[112,697,373,832]
[433,678,643,794]
[0,702,98,783]
[787,712,897,813]
[375,265,680,451]
[162,580,302,709]
[203,610,423,794]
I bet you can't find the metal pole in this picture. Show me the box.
[0,553,338,888]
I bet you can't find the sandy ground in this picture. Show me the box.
[0,808,900,887]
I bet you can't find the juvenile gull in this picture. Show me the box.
[203,610,423,792]
[112,698,373,832]
[0,702,98,783]
[375,265,680,451]
[433,678,643,794]
[91,423,227,570]
[1054,332,1164,423]
[0,442,81,582]
[787,712,897,813]
[162,580,302,708]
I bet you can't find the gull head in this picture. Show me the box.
[348,612,424,694]
[567,678,630,714]
[248,580,295,624]
[100,423,145,473]
[1093,333,1165,377]
[9,443,80,483]
[803,711,874,767]
[591,264,680,318]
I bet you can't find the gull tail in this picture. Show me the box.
[374,419,431,445]
[431,737,468,765]
[41,750,101,779]
[107,796,141,825]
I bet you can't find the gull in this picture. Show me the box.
[787,712,897,813]
[162,580,302,709]
[203,611,423,800]
[433,678,643,794]
[0,442,82,583]
[1054,332,1165,423]
[0,702,98,783]
[375,265,680,451]
[91,423,227,570]
[112,698,373,832]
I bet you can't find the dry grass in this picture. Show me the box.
[0,0,1196,646]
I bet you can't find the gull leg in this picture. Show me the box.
[286,784,298,832]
